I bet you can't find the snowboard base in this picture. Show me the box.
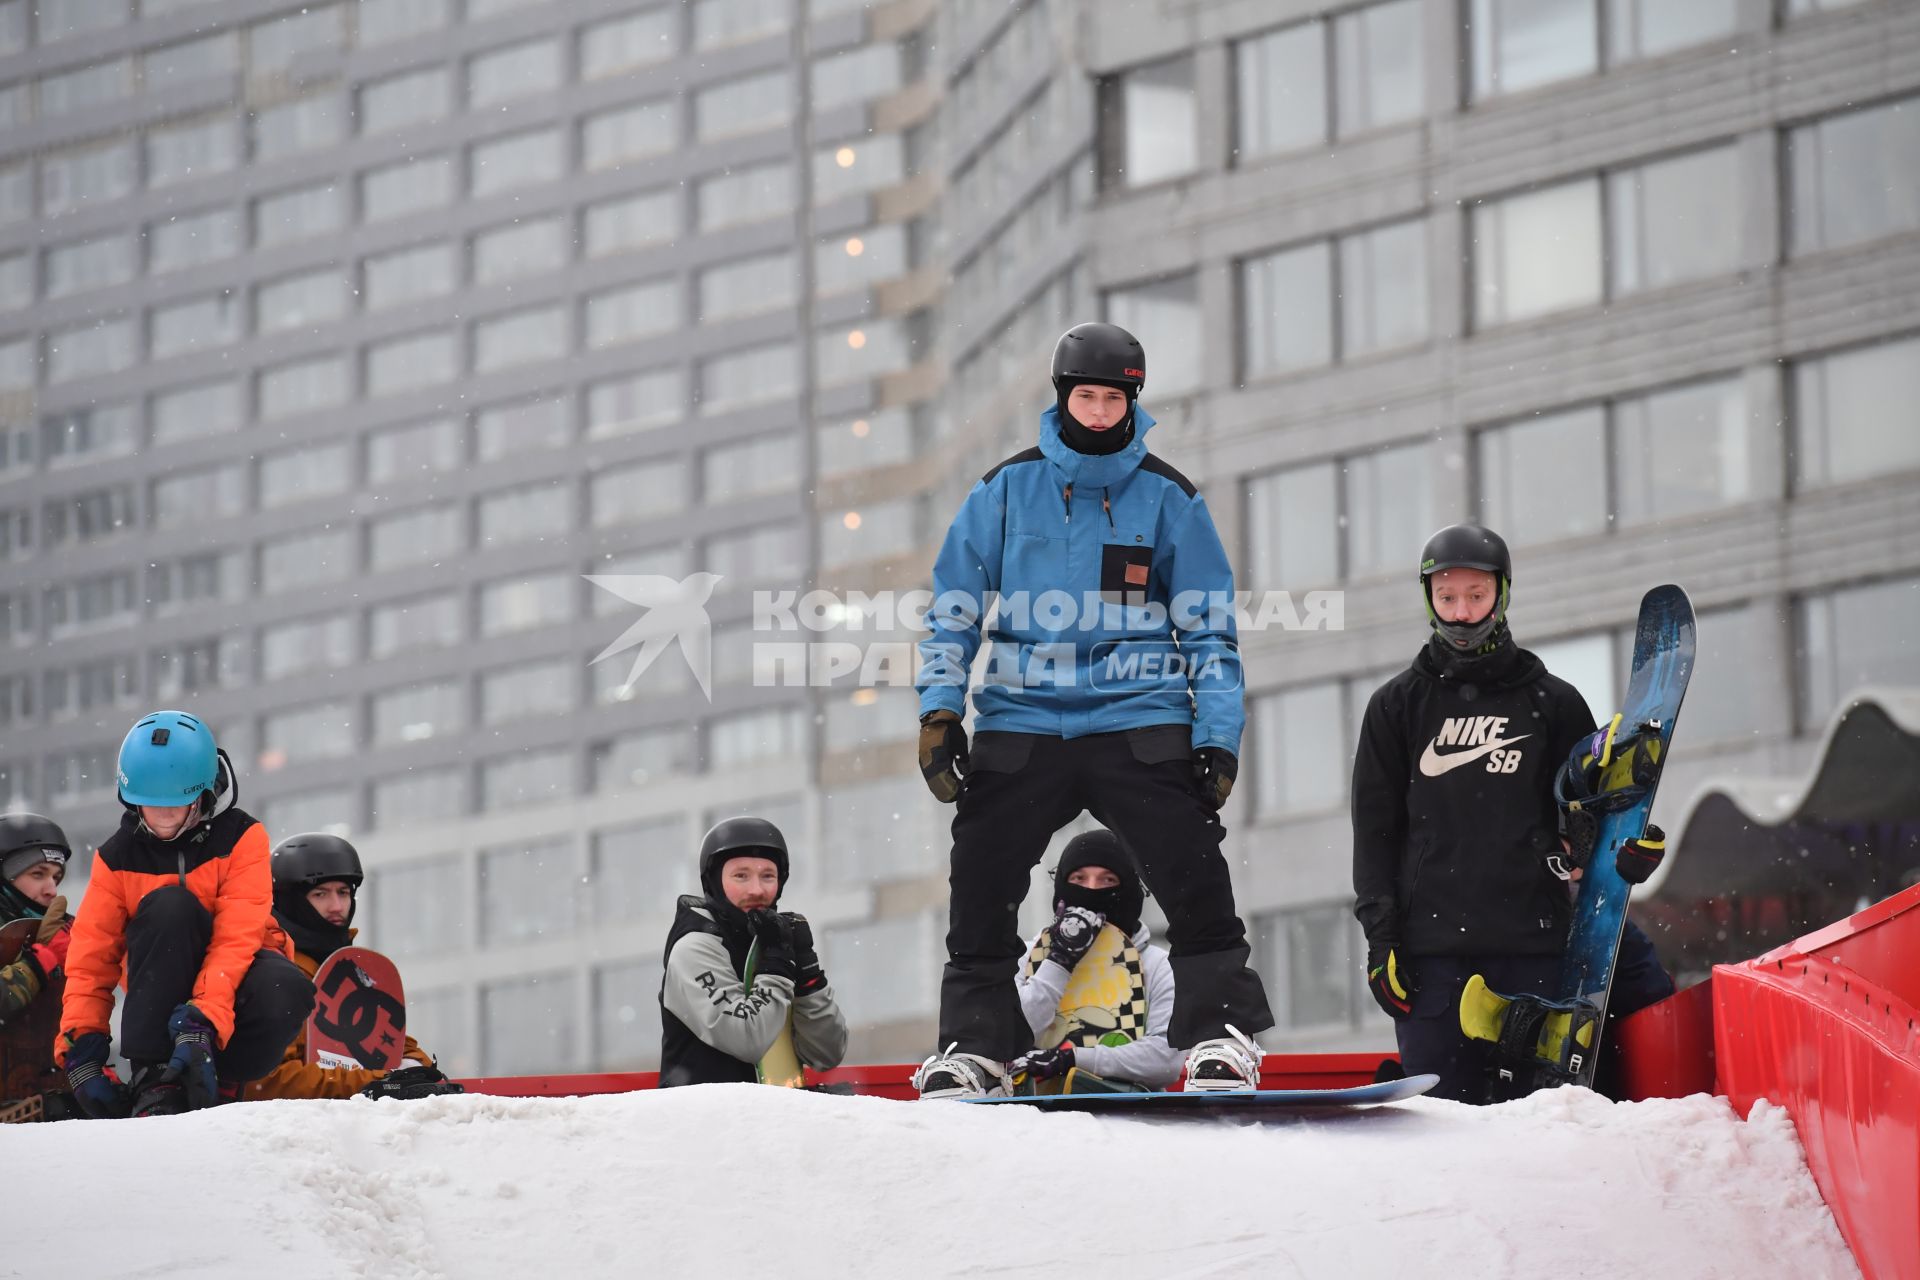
[967,1073,1439,1112]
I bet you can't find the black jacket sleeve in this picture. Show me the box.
[1548,679,1601,775]
[1351,682,1409,951]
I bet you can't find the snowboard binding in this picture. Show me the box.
[1551,714,1668,878]
[1459,975,1601,1100]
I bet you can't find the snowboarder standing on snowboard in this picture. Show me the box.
[246,833,462,1102]
[56,710,316,1118]
[1350,526,1671,1103]
[658,817,848,1088]
[913,322,1273,1099]
[1009,829,1182,1092]
[1,814,77,1119]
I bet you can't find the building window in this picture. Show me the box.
[371,680,466,746]
[367,418,463,484]
[595,961,663,1069]
[260,527,356,593]
[1104,274,1200,396]
[1101,56,1196,189]
[582,99,678,171]
[470,128,564,198]
[589,819,684,916]
[1340,219,1429,358]
[815,224,907,295]
[1788,95,1920,256]
[479,748,576,810]
[811,43,900,113]
[260,700,357,766]
[260,614,355,681]
[591,458,688,528]
[47,316,137,384]
[152,636,245,699]
[1606,145,1742,296]
[43,571,138,638]
[1240,242,1332,378]
[257,181,346,246]
[152,292,244,359]
[474,306,568,373]
[1472,177,1603,326]
[260,787,358,841]
[369,503,464,570]
[702,435,799,503]
[260,441,353,509]
[1681,605,1769,746]
[259,353,350,420]
[45,232,136,299]
[1234,22,1325,161]
[1247,443,1434,588]
[151,463,247,529]
[42,139,136,217]
[146,114,239,187]
[38,0,128,43]
[481,837,577,944]
[475,394,570,461]
[363,242,457,311]
[370,767,466,831]
[700,343,796,413]
[482,972,577,1073]
[693,68,791,140]
[151,379,243,445]
[692,0,786,50]
[248,4,344,75]
[359,66,450,135]
[1335,0,1424,135]
[590,729,689,793]
[468,36,561,108]
[480,659,575,725]
[812,134,903,204]
[362,155,454,222]
[1614,377,1752,523]
[149,551,246,614]
[1530,632,1618,718]
[375,856,465,959]
[584,189,680,259]
[473,215,567,285]
[707,707,805,769]
[585,278,680,349]
[43,487,135,548]
[252,94,345,162]
[1251,682,1347,818]
[1478,407,1608,546]
[695,162,793,232]
[580,8,675,80]
[1793,335,1920,490]
[150,207,244,273]
[369,592,464,659]
[703,521,802,585]
[257,268,350,333]
[477,481,572,546]
[43,403,138,466]
[698,251,797,321]
[1469,0,1597,101]
[479,572,573,637]
[145,31,240,91]
[1799,576,1920,728]
[1607,0,1739,63]
[1253,903,1366,1032]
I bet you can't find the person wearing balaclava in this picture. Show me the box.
[658,817,848,1088]
[246,832,462,1101]
[1349,525,1672,1105]
[1006,829,1182,1092]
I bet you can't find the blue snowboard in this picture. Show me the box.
[967,1073,1439,1112]
[1480,584,1695,1097]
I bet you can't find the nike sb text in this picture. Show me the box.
[1418,716,1532,777]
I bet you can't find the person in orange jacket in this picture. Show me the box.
[247,833,462,1102]
[57,710,316,1119]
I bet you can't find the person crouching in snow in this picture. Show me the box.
[1010,830,1182,1093]
[0,814,78,1119]
[658,817,848,1088]
[246,833,462,1102]
[57,710,316,1118]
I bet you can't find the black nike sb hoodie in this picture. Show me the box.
[1351,632,1598,958]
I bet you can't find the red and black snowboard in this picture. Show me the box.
[307,946,407,1071]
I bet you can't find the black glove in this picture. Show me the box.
[1192,747,1237,811]
[1046,903,1105,972]
[163,1004,219,1111]
[918,710,968,803]
[1366,947,1414,1020]
[361,1060,465,1101]
[748,910,800,984]
[782,912,827,996]
[63,1032,131,1120]
[1616,824,1666,885]
[1012,1041,1075,1083]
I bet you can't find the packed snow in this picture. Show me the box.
[4,1084,1858,1279]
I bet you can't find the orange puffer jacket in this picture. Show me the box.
[58,807,290,1061]
[245,930,428,1100]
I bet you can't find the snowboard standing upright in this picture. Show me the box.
[307,946,407,1071]
[1459,584,1695,1096]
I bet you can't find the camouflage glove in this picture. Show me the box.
[1192,747,1237,811]
[917,710,968,803]
[33,895,67,942]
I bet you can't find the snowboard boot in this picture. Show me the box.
[128,1064,188,1118]
[911,1044,1014,1100]
[1181,1025,1262,1093]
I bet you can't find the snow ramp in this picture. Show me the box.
[6,1084,1857,1278]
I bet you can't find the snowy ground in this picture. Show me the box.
[5,1085,1859,1279]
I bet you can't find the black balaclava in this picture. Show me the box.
[1052,830,1145,935]
[273,880,356,960]
[701,849,786,939]
[1056,381,1138,456]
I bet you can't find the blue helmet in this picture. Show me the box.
[117,710,222,808]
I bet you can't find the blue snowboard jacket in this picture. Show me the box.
[916,405,1244,753]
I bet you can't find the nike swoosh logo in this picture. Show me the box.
[1418,734,1532,777]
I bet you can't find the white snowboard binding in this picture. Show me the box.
[912,1044,1013,1100]
[1182,1024,1262,1093]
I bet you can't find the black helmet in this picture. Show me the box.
[0,812,71,884]
[699,816,789,901]
[271,832,365,890]
[1051,322,1145,398]
[1420,524,1512,649]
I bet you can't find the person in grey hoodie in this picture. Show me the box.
[657,817,848,1088]
[1009,830,1182,1091]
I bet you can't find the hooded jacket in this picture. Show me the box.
[1015,922,1181,1088]
[57,807,291,1060]
[0,893,68,1103]
[657,896,848,1088]
[245,927,431,1101]
[1351,641,1597,957]
[916,405,1244,752]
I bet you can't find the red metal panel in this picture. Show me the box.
[1613,976,1716,1101]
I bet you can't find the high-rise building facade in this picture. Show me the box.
[4,0,1916,1071]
